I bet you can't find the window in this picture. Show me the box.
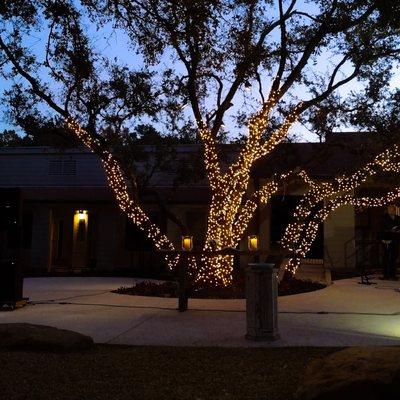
[48,159,77,176]
[48,160,62,175]
[270,195,324,259]
[63,160,77,175]
[125,214,164,251]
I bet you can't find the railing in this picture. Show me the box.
[324,245,335,270]
[344,236,384,271]
[355,240,384,271]
[344,236,356,269]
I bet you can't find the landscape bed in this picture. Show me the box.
[113,274,326,299]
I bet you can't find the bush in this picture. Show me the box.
[113,273,325,299]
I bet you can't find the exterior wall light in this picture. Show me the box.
[248,235,259,252]
[73,210,89,244]
[182,236,193,251]
[76,210,88,221]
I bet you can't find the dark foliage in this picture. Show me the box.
[113,272,326,299]
[2,0,400,257]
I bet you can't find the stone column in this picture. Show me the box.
[245,263,280,341]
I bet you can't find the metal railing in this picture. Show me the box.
[344,236,356,269]
[344,236,384,271]
[356,240,384,270]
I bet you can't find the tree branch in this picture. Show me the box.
[0,35,67,118]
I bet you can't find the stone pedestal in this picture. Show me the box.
[245,263,280,341]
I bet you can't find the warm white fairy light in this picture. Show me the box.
[232,181,280,240]
[65,118,178,269]
[281,144,400,273]
[65,108,400,287]
[196,96,303,286]
[198,124,222,191]
[283,186,400,274]
[223,98,301,216]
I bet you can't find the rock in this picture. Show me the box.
[296,347,400,400]
[0,323,93,352]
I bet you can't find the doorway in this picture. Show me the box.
[270,195,324,259]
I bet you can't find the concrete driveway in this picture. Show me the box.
[0,276,399,347]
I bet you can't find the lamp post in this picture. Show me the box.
[248,234,260,262]
[247,235,259,251]
[157,247,284,315]
[182,235,193,251]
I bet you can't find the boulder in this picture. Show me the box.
[296,347,400,400]
[0,323,93,352]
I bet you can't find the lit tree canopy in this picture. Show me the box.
[1,0,400,286]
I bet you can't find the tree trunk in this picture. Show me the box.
[195,254,235,287]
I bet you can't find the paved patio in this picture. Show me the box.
[1,276,400,347]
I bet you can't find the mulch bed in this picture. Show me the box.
[113,273,326,299]
[0,345,337,400]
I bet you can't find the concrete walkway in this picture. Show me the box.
[0,276,400,347]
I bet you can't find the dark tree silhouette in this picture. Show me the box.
[1,0,400,285]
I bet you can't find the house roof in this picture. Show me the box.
[0,132,382,193]
[18,186,211,204]
[252,132,380,178]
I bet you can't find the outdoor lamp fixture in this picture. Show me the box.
[182,235,193,251]
[76,210,88,221]
[248,235,259,252]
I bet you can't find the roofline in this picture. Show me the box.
[0,146,90,155]
[0,142,318,155]
[0,132,375,155]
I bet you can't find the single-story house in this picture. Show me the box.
[0,134,395,282]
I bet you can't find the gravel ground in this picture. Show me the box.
[0,345,337,400]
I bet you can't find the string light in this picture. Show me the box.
[196,95,303,286]
[281,145,400,273]
[282,186,400,274]
[65,94,303,287]
[65,108,400,287]
[65,118,179,270]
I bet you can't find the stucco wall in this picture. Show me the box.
[324,204,355,269]
[95,209,119,270]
